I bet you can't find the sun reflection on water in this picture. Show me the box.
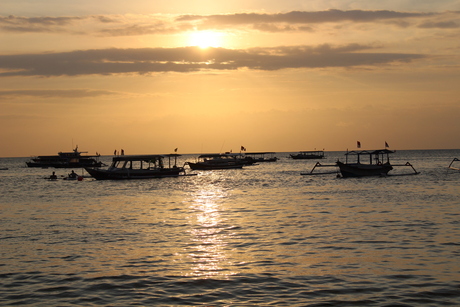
[185,182,236,278]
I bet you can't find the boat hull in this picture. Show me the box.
[290,155,324,160]
[27,161,103,168]
[244,157,278,163]
[85,167,185,180]
[337,162,393,178]
[187,162,244,170]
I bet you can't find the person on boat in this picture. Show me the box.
[68,170,78,179]
[49,172,57,180]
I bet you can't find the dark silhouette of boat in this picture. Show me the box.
[290,150,325,159]
[303,149,419,177]
[187,153,246,170]
[336,149,395,177]
[85,154,186,180]
[243,152,278,163]
[26,146,103,168]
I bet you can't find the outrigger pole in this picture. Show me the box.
[388,162,420,176]
[448,158,460,170]
[300,162,339,176]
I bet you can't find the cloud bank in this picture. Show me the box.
[0,45,424,77]
[0,10,458,35]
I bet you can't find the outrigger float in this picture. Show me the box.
[448,158,460,171]
[301,149,419,178]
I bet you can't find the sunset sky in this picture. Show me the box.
[1,0,459,157]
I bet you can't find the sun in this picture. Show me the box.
[189,30,224,48]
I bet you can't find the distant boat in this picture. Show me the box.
[448,158,460,170]
[85,154,186,180]
[26,146,103,168]
[187,153,246,170]
[336,149,419,178]
[290,150,325,160]
[243,152,278,163]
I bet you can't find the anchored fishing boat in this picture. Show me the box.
[243,152,278,163]
[26,146,103,168]
[302,149,419,177]
[290,150,325,160]
[85,154,187,180]
[187,153,246,170]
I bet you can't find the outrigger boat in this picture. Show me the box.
[26,146,103,168]
[85,154,188,180]
[448,158,460,170]
[187,153,246,170]
[243,152,278,163]
[302,149,419,177]
[290,150,325,160]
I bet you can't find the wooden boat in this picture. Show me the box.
[187,153,246,170]
[26,146,103,168]
[85,154,186,180]
[303,149,419,177]
[290,150,324,160]
[243,152,278,163]
[336,149,418,178]
[448,158,460,170]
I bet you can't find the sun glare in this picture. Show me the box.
[189,31,223,48]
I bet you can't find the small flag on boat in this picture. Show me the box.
[357,141,361,148]
[385,141,389,148]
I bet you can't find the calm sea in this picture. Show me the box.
[1,150,459,306]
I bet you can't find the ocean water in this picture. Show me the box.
[1,150,459,306]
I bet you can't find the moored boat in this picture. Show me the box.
[26,146,103,168]
[336,149,418,178]
[85,154,186,180]
[187,153,246,170]
[243,152,278,163]
[303,149,419,177]
[290,150,325,160]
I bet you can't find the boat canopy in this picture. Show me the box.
[111,154,182,169]
[345,149,395,156]
[198,153,241,158]
[244,152,276,155]
[299,150,323,154]
[112,155,166,162]
[344,149,395,164]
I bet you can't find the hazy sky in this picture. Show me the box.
[1,0,459,157]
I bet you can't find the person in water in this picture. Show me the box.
[68,170,77,178]
[49,171,57,180]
